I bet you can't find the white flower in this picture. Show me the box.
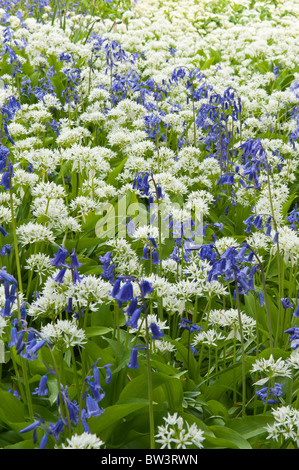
[61,433,105,449]
[251,355,292,385]
[155,413,205,449]
[266,406,299,448]
[16,222,55,245]
[192,329,225,348]
[40,319,87,350]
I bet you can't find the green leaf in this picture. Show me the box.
[208,425,252,449]
[85,326,113,338]
[88,401,149,435]
[106,156,128,187]
[0,389,26,424]
[226,415,273,440]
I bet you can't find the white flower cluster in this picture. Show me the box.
[155,412,205,449]
[266,406,299,448]
[60,432,105,449]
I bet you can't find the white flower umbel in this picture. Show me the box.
[60,432,105,449]
[192,329,225,348]
[40,319,87,350]
[251,354,292,386]
[155,413,205,449]
[266,406,299,448]
[16,222,55,246]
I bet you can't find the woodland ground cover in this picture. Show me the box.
[0,0,299,450]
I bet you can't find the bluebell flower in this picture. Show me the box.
[85,394,104,418]
[111,278,121,298]
[48,419,65,441]
[104,364,113,384]
[140,279,154,297]
[32,375,48,396]
[258,291,265,307]
[124,297,138,316]
[0,244,11,256]
[284,326,299,349]
[293,305,299,319]
[115,281,134,303]
[256,383,283,404]
[39,434,48,449]
[127,347,141,369]
[70,249,82,269]
[51,246,68,267]
[281,298,293,310]
[149,322,164,340]
[126,308,142,329]
[53,267,67,283]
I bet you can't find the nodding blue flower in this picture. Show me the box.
[73,268,83,285]
[140,279,154,297]
[86,366,105,403]
[58,386,79,425]
[116,281,134,303]
[39,434,48,449]
[258,291,265,307]
[126,308,142,329]
[0,244,11,256]
[51,245,68,267]
[32,375,48,396]
[80,408,90,433]
[149,322,164,340]
[0,226,8,237]
[70,249,82,269]
[21,337,47,361]
[293,305,299,319]
[53,267,67,283]
[214,223,223,231]
[111,278,121,298]
[0,267,16,286]
[141,245,150,260]
[85,394,104,418]
[48,419,65,441]
[152,250,160,264]
[281,298,293,310]
[127,347,142,369]
[179,318,202,333]
[104,364,113,384]
[284,326,299,349]
[253,215,263,230]
[124,297,138,317]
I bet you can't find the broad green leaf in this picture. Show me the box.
[208,425,252,449]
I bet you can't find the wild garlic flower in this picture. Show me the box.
[154,339,176,354]
[25,253,54,281]
[16,222,55,245]
[266,406,299,448]
[40,319,87,350]
[60,433,105,449]
[206,308,256,341]
[192,329,225,348]
[251,355,292,386]
[155,413,205,449]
